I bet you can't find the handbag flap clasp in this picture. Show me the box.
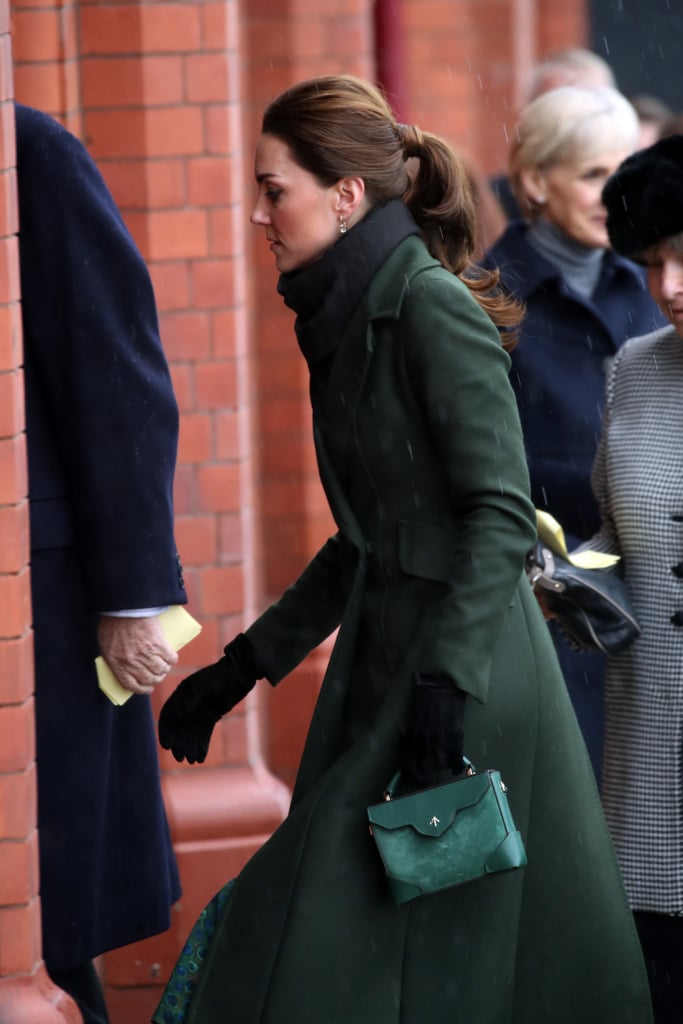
[367,771,493,837]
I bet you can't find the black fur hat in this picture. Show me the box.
[602,134,683,259]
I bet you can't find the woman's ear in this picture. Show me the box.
[518,167,548,209]
[335,176,368,225]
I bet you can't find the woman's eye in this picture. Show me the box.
[265,188,282,202]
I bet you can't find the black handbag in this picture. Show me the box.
[367,764,527,904]
[526,540,641,655]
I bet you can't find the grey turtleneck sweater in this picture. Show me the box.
[526,218,605,300]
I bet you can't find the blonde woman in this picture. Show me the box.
[485,86,666,783]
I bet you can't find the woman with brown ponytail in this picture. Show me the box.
[154,75,652,1024]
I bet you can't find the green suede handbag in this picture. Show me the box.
[367,763,527,904]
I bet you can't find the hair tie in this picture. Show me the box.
[396,122,424,158]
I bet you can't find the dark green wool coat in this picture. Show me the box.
[184,237,651,1023]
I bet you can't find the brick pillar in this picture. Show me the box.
[0,25,81,1024]
[401,0,588,175]
[241,0,375,789]
[537,0,590,59]
[11,0,81,132]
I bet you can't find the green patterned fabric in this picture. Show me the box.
[152,880,236,1024]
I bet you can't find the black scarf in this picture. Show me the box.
[277,199,420,370]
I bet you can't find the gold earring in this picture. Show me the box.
[339,216,348,235]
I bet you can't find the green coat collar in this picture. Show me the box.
[364,234,441,321]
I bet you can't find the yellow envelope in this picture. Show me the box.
[96,605,202,706]
[536,509,621,570]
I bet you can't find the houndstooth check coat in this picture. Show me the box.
[586,324,683,914]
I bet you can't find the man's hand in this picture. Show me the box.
[97,615,178,694]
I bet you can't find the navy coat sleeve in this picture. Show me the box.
[16,104,186,611]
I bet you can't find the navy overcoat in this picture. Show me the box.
[486,220,664,544]
[16,104,186,970]
[485,220,665,779]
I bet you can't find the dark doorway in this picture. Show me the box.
[590,0,683,110]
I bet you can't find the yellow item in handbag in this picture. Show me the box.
[536,510,620,569]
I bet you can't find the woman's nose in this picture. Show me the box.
[250,200,268,226]
[660,259,683,300]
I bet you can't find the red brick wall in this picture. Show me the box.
[0,27,33,1016]
[0,17,80,1024]
[401,0,589,175]
[1,0,590,1019]
[242,0,376,789]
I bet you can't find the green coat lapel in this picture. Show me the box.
[315,305,375,500]
[318,236,438,488]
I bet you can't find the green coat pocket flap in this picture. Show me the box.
[397,519,464,583]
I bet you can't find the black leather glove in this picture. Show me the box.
[158,633,263,764]
[399,672,466,791]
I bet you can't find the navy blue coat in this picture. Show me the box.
[487,220,665,546]
[16,104,186,970]
[485,220,666,781]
